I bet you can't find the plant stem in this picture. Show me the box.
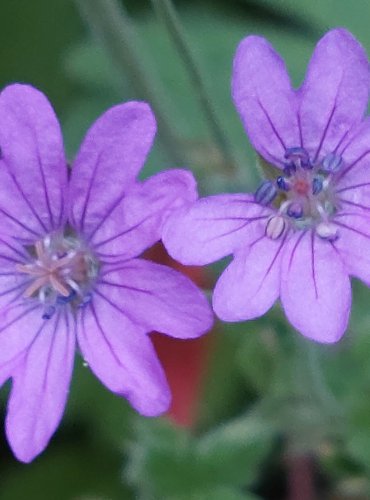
[286,453,316,500]
[151,0,236,173]
[76,0,183,164]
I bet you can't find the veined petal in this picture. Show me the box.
[213,236,284,321]
[280,231,351,343]
[77,293,170,416]
[299,29,370,160]
[232,36,299,166]
[333,212,370,286]
[0,84,67,239]
[0,304,44,369]
[90,169,197,260]
[6,311,75,463]
[69,101,156,233]
[334,118,370,191]
[162,194,271,265]
[99,259,213,339]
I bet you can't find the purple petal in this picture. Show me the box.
[0,84,67,239]
[99,259,213,339]
[69,101,156,233]
[77,293,170,416]
[333,213,370,286]
[213,236,284,321]
[0,359,17,389]
[6,312,75,463]
[232,36,299,166]
[0,304,44,368]
[335,118,370,191]
[280,231,351,343]
[90,169,197,260]
[162,194,271,265]
[299,29,370,160]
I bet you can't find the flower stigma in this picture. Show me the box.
[254,148,342,241]
[16,231,99,319]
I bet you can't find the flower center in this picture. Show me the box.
[16,232,99,319]
[254,147,342,241]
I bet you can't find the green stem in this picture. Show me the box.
[76,0,183,164]
[151,0,237,173]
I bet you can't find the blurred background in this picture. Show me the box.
[2,1,370,498]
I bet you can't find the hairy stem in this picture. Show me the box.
[76,0,183,164]
[151,0,236,173]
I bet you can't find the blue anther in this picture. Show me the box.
[322,153,343,173]
[42,305,56,320]
[287,202,303,219]
[254,180,277,205]
[284,146,311,168]
[312,176,324,195]
[276,176,290,191]
[56,290,77,305]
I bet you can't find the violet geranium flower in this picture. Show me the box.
[162,29,370,343]
[0,84,213,462]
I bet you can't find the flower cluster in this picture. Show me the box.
[3,27,370,464]
[163,29,370,343]
[0,85,213,462]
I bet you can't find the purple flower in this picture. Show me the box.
[163,29,370,344]
[0,84,213,462]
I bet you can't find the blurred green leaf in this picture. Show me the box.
[127,414,274,498]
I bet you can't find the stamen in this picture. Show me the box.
[265,215,286,240]
[284,147,311,170]
[276,176,290,191]
[316,222,338,241]
[312,177,323,195]
[16,233,99,316]
[322,153,343,173]
[56,290,77,305]
[254,181,277,205]
[287,202,303,219]
[42,305,56,320]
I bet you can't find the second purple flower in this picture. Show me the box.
[163,28,370,344]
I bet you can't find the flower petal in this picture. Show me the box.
[69,101,156,233]
[333,212,370,286]
[0,303,44,368]
[299,29,370,160]
[0,84,67,239]
[162,194,270,265]
[280,231,351,343]
[90,169,197,260]
[232,36,299,166]
[213,236,284,321]
[77,293,170,416]
[6,311,75,463]
[99,259,213,339]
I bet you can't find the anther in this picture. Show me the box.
[56,290,77,305]
[42,305,56,320]
[316,222,338,241]
[265,215,286,240]
[312,176,324,195]
[284,147,311,170]
[287,202,303,219]
[254,181,277,205]
[276,176,290,191]
[322,153,343,173]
